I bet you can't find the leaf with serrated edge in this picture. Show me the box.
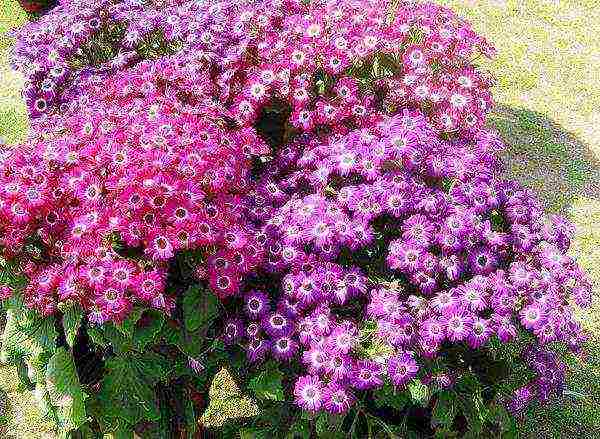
[60,303,83,348]
[95,352,170,428]
[183,285,219,333]
[248,365,284,401]
[45,347,87,431]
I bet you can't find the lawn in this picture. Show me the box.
[0,0,599,437]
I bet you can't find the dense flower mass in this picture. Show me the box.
[2,0,593,427]
[0,56,268,320]
[225,108,592,415]
[5,0,501,318]
[13,0,495,134]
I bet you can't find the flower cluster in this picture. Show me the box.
[223,108,592,415]
[0,56,268,320]
[5,0,592,423]
[215,0,496,134]
[11,0,231,118]
[13,0,495,135]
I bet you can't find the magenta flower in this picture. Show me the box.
[294,375,324,412]
[272,336,298,362]
[244,290,270,319]
[444,310,474,342]
[323,383,354,414]
[520,303,546,330]
[387,352,419,388]
[223,318,244,345]
[352,360,384,390]
[262,312,293,337]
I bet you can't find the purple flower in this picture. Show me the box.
[572,285,592,308]
[323,383,354,414]
[262,312,293,337]
[468,247,498,275]
[223,318,244,345]
[188,357,204,374]
[326,353,353,381]
[493,314,518,342]
[246,338,271,363]
[245,322,261,339]
[327,325,357,354]
[431,290,459,314]
[467,317,493,348]
[420,317,446,344]
[367,288,403,319]
[459,278,488,312]
[272,336,298,361]
[439,255,464,281]
[294,375,324,412]
[311,305,333,336]
[296,316,316,346]
[387,352,419,387]
[244,290,270,319]
[302,346,329,373]
[519,303,546,330]
[402,214,435,247]
[444,309,473,342]
[352,360,384,390]
[506,385,535,415]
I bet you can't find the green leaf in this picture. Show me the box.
[287,418,311,439]
[112,428,135,439]
[374,382,410,411]
[45,347,87,431]
[183,285,219,333]
[1,308,57,362]
[133,310,165,351]
[431,391,456,428]
[316,412,328,436]
[456,376,486,437]
[0,259,27,293]
[95,352,170,429]
[161,320,204,358]
[488,403,518,439]
[59,302,83,348]
[183,393,197,439]
[1,310,30,362]
[117,306,145,338]
[20,310,57,354]
[86,324,108,348]
[314,412,346,438]
[408,379,430,407]
[248,364,284,401]
[2,290,25,311]
[102,324,134,353]
[239,427,268,439]
[15,358,35,390]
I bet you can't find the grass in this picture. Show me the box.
[0,0,28,145]
[0,0,599,437]
[0,365,58,439]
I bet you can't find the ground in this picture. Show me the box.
[0,0,599,437]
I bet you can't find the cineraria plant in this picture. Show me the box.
[0,54,269,320]
[0,0,593,438]
[217,109,592,436]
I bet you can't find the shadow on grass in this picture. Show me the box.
[489,105,600,215]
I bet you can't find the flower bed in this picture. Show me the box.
[0,0,592,437]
